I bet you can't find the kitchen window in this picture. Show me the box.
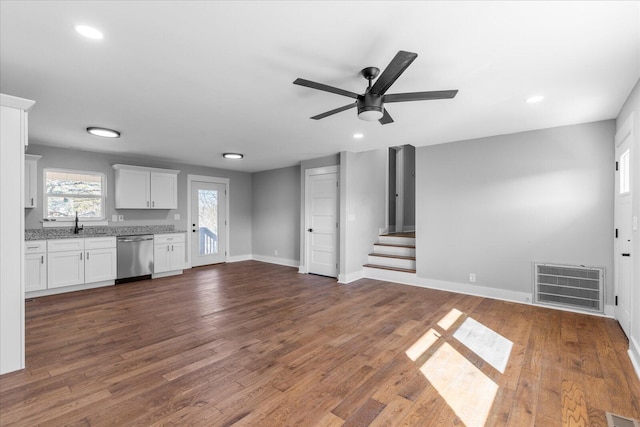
[44,169,106,221]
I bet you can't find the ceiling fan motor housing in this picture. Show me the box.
[357,92,384,121]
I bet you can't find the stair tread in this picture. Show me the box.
[373,243,415,249]
[368,253,416,260]
[380,232,415,238]
[363,264,416,273]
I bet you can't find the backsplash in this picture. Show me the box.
[25,225,180,240]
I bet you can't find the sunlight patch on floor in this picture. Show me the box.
[437,308,463,330]
[453,317,513,373]
[420,342,499,427]
[405,328,440,361]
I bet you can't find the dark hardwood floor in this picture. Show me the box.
[1,261,639,426]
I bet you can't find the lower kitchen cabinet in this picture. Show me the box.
[46,237,116,290]
[154,233,185,274]
[25,240,47,292]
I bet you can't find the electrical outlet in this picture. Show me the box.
[274,249,278,256]
[174,213,180,220]
[112,214,118,222]
[118,215,124,221]
[469,273,476,283]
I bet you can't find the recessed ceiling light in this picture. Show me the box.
[353,133,364,139]
[526,95,544,103]
[74,25,103,40]
[223,153,244,159]
[87,127,120,138]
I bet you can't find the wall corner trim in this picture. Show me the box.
[338,270,364,284]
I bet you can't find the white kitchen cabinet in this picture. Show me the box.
[25,240,47,292]
[24,154,41,208]
[1,93,35,375]
[113,164,179,209]
[84,237,117,283]
[154,233,185,274]
[47,239,84,288]
[47,237,116,289]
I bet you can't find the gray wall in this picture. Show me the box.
[402,145,416,229]
[252,165,301,262]
[339,149,387,280]
[24,144,253,257]
[416,121,615,301]
[616,78,640,368]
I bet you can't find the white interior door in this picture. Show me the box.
[190,181,227,267]
[306,168,338,277]
[614,118,633,338]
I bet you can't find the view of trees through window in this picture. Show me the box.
[198,189,218,254]
[45,170,104,219]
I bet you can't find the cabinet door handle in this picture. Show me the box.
[41,255,44,264]
[87,252,90,260]
[152,201,155,207]
[80,252,83,260]
[167,245,170,252]
[30,197,34,206]
[171,244,174,251]
[147,201,150,207]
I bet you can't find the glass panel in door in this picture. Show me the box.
[198,189,218,255]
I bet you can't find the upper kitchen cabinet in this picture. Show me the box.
[24,154,41,208]
[113,164,179,209]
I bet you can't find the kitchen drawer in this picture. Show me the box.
[48,238,85,253]
[154,233,185,244]
[25,240,47,254]
[85,236,116,250]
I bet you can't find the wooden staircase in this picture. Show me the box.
[363,232,416,274]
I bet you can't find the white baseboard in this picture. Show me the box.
[252,254,299,268]
[228,254,252,263]
[338,269,364,284]
[152,270,182,279]
[25,280,114,298]
[629,336,640,381]
[415,277,532,305]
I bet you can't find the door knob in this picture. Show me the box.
[308,228,313,232]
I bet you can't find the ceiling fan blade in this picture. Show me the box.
[384,90,458,103]
[294,78,359,99]
[379,108,394,125]
[310,103,356,120]
[369,50,418,96]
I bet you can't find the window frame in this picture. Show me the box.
[43,168,107,222]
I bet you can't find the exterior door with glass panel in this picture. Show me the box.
[614,118,633,338]
[190,182,227,266]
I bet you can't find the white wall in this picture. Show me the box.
[616,78,640,376]
[24,144,253,257]
[252,165,300,266]
[339,149,387,282]
[416,121,615,303]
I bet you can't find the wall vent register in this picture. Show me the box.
[533,263,604,313]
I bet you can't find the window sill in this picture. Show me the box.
[42,220,109,228]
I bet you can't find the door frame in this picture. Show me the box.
[187,174,230,268]
[301,165,339,275]
[614,114,634,336]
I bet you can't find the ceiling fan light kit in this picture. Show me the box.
[294,50,458,125]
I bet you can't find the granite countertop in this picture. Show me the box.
[25,225,187,241]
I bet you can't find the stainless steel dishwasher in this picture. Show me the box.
[116,234,154,283]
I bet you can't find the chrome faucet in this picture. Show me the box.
[73,211,83,234]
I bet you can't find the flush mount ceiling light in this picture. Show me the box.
[87,127,120,138]
[223,153,244,159]
[74,25,104,40]
[526,95,544,103]
[353,133,364,139]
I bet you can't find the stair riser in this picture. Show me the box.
[373,246,416,257]
[378,236,416,245]
[367,255,416,270]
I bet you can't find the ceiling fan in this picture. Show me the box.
[293,50,458,125]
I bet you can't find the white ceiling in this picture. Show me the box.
[1,1,638,173]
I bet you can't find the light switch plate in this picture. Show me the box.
[112,214,118,222]
[174,213,180,220]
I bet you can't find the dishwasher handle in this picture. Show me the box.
[117,235,154,243]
